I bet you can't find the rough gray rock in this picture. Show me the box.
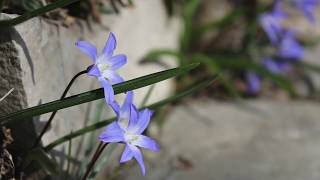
[124,100,320,180]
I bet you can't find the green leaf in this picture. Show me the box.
[180,0,201,51]
[44,77,217,151]
[0,0,81,27]
[193,54,241,98]
[140,84,155,107]
[12,0,43,11]
[196,54,297,96]
[295,61,320,74]
[0,63,199,125]
[26,147,59,175]
[193,9,244,38]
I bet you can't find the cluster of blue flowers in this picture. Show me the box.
[76,32,160,175]
[246,0,319,94]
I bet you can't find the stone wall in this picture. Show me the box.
[0,0,179,165]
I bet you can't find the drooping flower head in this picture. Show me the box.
[99,92,160,175]
[259,0,287,44]
[76,32,127,105]
[294,0,319,23]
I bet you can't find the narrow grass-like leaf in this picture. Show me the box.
[0,0,80,27]
[26,147,59,175]
[0,0,4,12]
[193,9,244,38]
[140,85,155,107]
[295,61,320,74]
[44,77,217,151]
[215,57,296,96]
[0,64,199,124]
[64,134,72,180]
[180,0,201,51]
[142,49,183,65]
[193,54,241,98]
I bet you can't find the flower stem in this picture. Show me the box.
[82,142,108,180]
[33,70,87,148]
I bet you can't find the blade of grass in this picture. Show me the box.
[142,49,183,65]
[295,61,320,74]
[140,85,155,107]
[180,0,201,51]
[192,54,241,98]
[64,133,72,180]
[0,63,199,124]
[44,77,217,151]
[0,0,4,12]
[193,53,296,96]
[193,9,244,38]
[143,50,241,98]
[0,0,81,27]
[216,57,296,96]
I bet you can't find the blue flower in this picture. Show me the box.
[99,92,160,176]
[246,71,261,95]
[76,32,127,105]
[262,58,291,74]
[294,0,319,23]
[259,1,287,44]
[278,31,304,60]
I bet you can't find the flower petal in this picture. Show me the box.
[120,91,134,117]
[98,77,116,105]
[103,32,117,57]
[246,72,261,95]
[99,121,124,143]
[120,145,134,163]
[87,65,100,77]
[76,41,97,62]
[102,70,124,85]
[128,104,139,130]
[130,109,153,134]
[132,135,160,152]
[128,144,146,176]
[278,31,304,60]
[262,58,281,74]
[108,54,127,70]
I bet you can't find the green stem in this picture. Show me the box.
[0,63,199,125]
[44,77,216,151]
[0,0,81,27]
[33,70,87,148]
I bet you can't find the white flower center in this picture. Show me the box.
[124,133,139,144]
[97,63,110,73]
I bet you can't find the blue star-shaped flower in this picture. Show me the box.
[76,32,127,105]
[99,92,160,175]
[259,0,287,44]
[294,0,319,23]
[278,31,304,60]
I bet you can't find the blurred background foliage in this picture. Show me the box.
[142,0,320,100]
